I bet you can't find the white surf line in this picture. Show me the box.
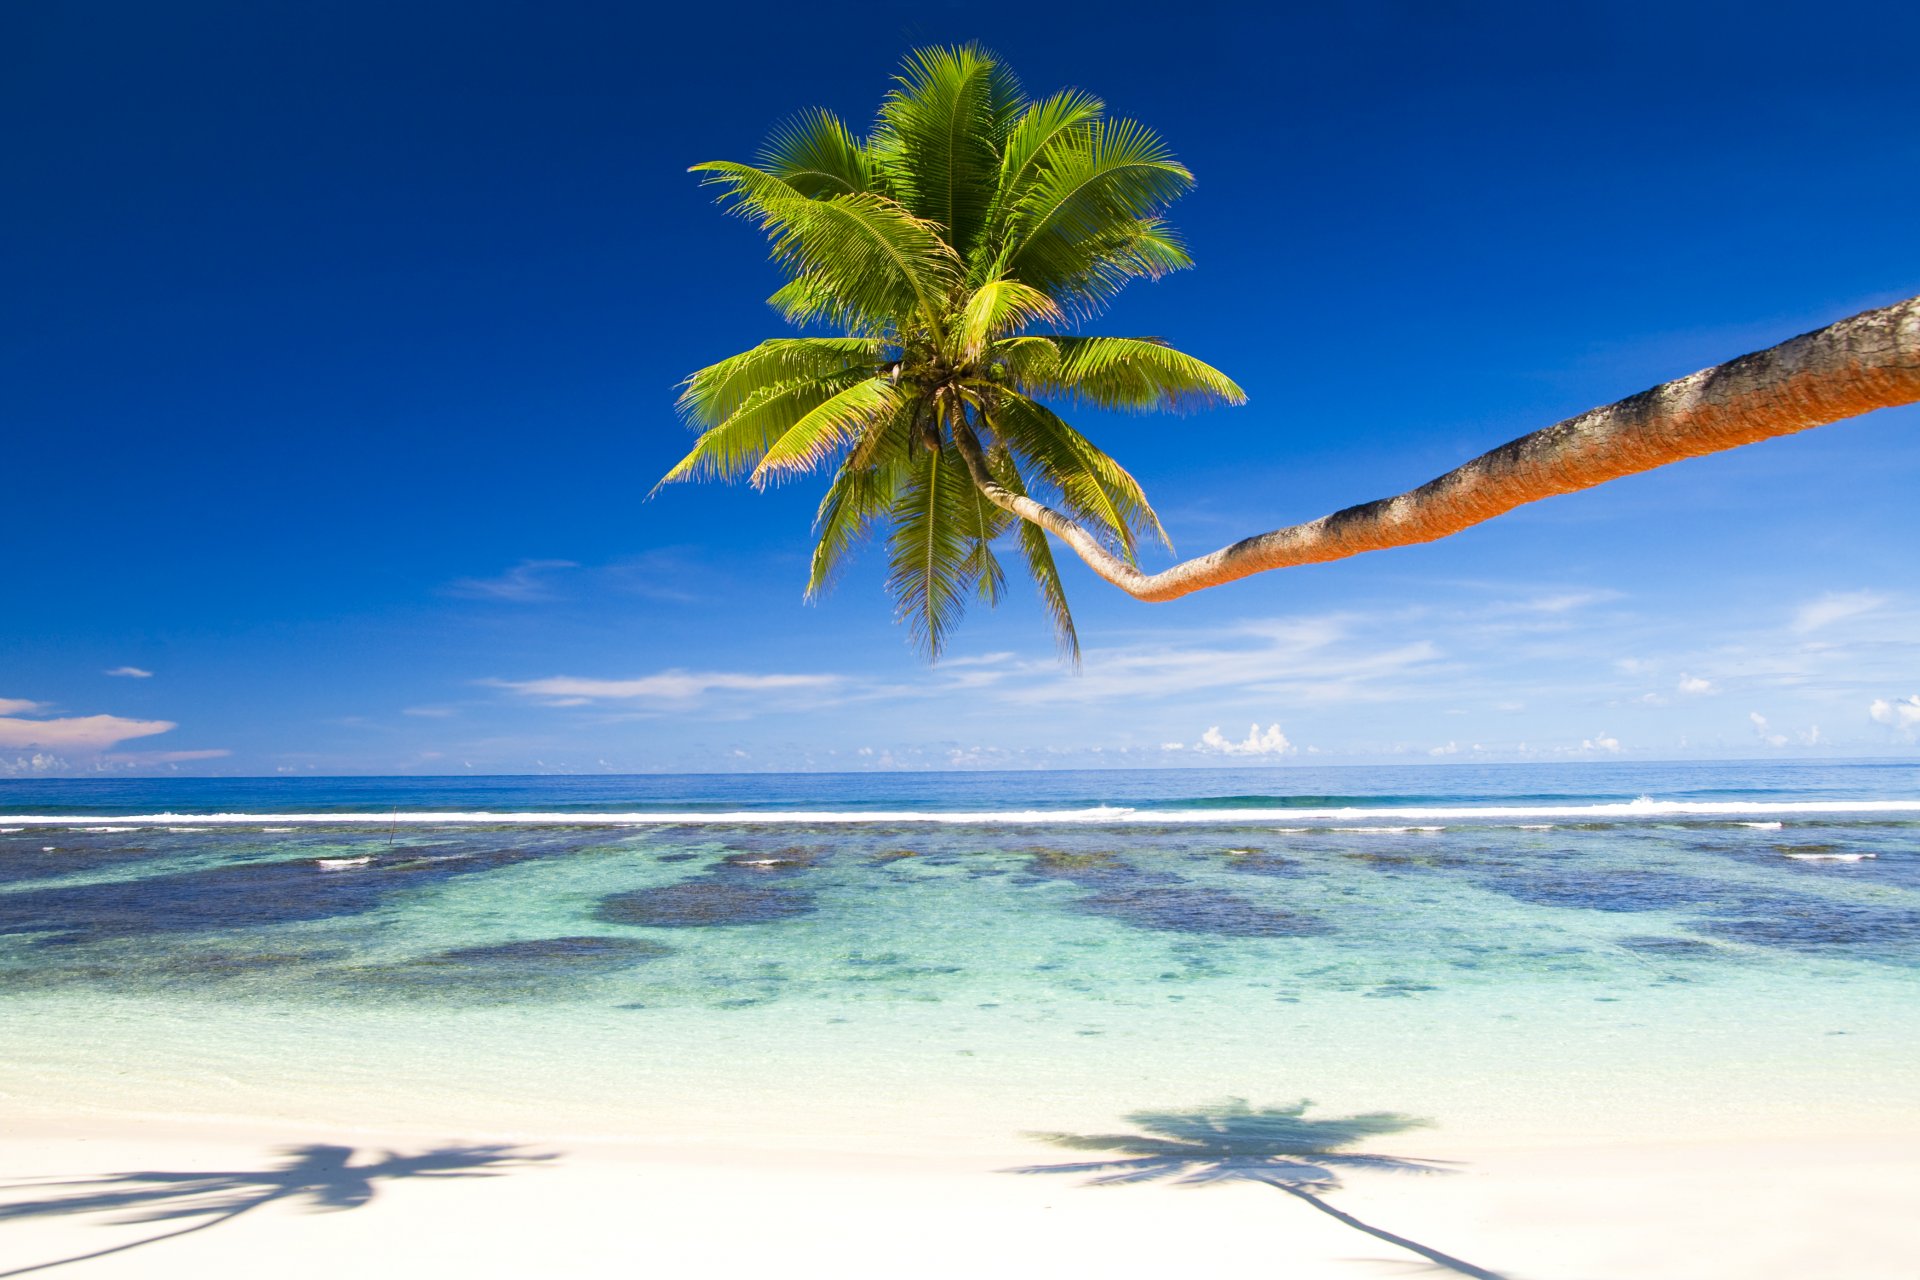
[1337,825,1445,833]
[4,798,1920,826]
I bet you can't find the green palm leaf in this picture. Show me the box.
[1002,117,1193,306]
[693,162,960,333]
[809,455,899,597]
[658,369,871,488]
[887,441,989,660]
[989,445,1078,663]
[752,376,904,485]
[980,88,1106,274]
[673,46,1243,659]
[760,108,872,198]
[678,337,887,427]
[959,277,1063,357]
[982,388,1168,556]
[1013,336,1246,411]
[870,44,1024,258]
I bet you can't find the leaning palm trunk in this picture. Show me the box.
[672,46,1917,656]
[953,293,1920,602]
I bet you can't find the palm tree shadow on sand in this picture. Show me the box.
[0,1142,552,1277]
[1009,1099,1509,1280]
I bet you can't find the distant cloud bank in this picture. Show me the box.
[490,670,840,705]
[0,712,175,751]
[1196,723,1296,756]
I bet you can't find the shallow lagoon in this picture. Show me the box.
[3,764,1917,1155]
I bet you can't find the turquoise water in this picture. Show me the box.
[3,764,1918,1153]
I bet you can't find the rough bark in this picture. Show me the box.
[957,294,1920,602]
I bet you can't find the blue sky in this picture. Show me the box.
[4,1,1918,775]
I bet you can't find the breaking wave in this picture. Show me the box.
[4,796,1919,827]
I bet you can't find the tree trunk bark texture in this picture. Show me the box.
[960,294,1920,602]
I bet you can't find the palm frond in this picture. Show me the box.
[959,277,1063,358]
[808,457,897,597]
[657,369,869,488]
[981,387,1169,555]
[979,88,1106,273]
[960,442,1012,606]
[870,44,1025,258]
[692,161,960,333]
[989,445,1078,662]
[678,48,1245,661]
[767,192,962,334]
[759,107,872,198]
[1014,336,1245,412]
[886,440,993,660]
[752,376,904,486]
[689,158,807,220]
[678,337,888,427]
[1002,117,1193,307]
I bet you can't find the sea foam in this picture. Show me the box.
[3,798,1918,827]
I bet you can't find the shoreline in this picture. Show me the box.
[8,796,1920,825]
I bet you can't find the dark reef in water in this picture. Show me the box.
[0,844,549,946]
[1016,843,1330,939]
[1692,903,1920,953]
[341,935,673,1002]
[1613,934,1722,956]
[595,846,823,928]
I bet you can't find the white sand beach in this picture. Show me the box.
[5,1112,1918,1279]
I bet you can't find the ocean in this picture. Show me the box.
[3,761,1917,1155]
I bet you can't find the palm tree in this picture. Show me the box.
[659,45,1244,660]
[1014,1098,1508,1280]
[666,46,1920,654]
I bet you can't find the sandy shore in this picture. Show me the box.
[4,1115,1916,1279]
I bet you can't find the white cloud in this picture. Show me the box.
[104,666,153,678]
[941,652,1016,668]
[0,752,69,776]
[100,748,232,766]
[1792,591,1886,634]
[1749,711,1789,748]
[1869,695,1920,737]
[403,706,456,718]
[0,698,46,715]
[1581,733,1623,753]
[1505,591,1615,614]
[1197,723,1296,756]
[491,671,841,703]
[449,559,579,602]
[1159,741,1186,751]
[1003,615,1440,707]
[1429,740,1461,756]
[0,714,176,752]
[1676,674,1715,695]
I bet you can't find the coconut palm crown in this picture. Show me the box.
[659,45,1244,661]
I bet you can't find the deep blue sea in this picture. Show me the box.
[4,761,1917,1154]
[3,759,1917,817]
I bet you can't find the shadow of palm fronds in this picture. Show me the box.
[0,1142,551,1277]
[1011,1099,1507,1280]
